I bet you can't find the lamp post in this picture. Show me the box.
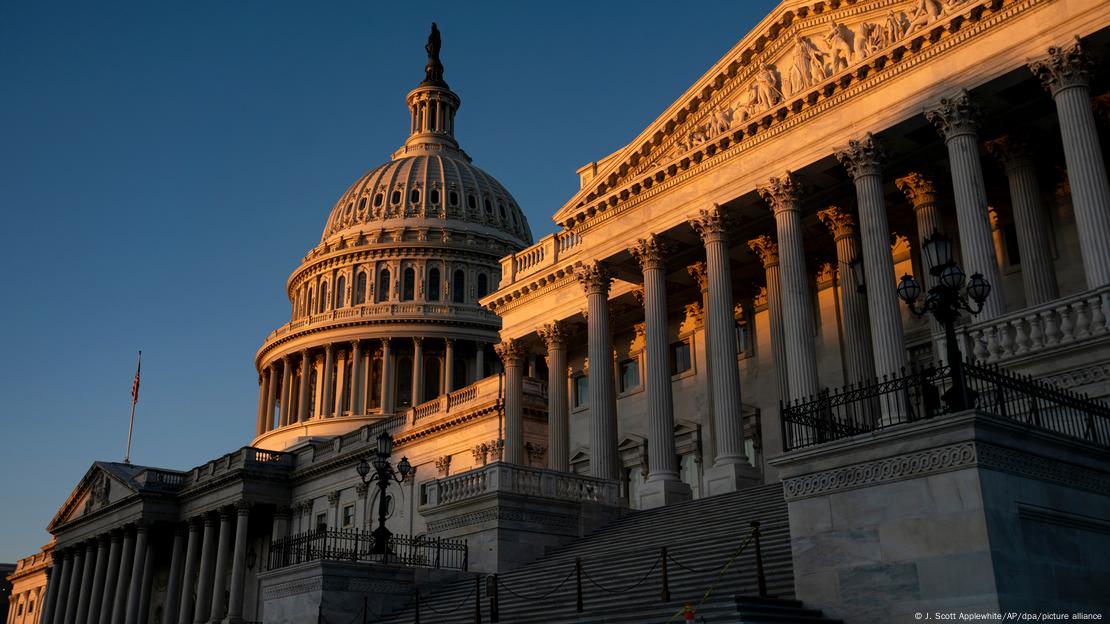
[356,431,412,555]
[896,229,992,411]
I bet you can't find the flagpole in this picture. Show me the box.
[125,350,141,464]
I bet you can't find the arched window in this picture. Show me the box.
[374,193,383,207]
[357,197,367,212]
[307,287,314,316]
[453,270,466,303]
[335,276,346,309]
[498,203,506,219]
[477,273,489,298]
[449,190,459,206]
[396,356,413,408]
[355,272,367,304]
[427,268,441,302]
[377,269,390,302]
[402,268,416,301]
[391,190,401,204]
[410,189,420,204]
[484,199,493,214]
[318,282,328,313]
[422,357,440,405]
[467,194,476,210]
[430,189,440,204]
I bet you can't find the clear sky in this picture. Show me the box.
[0,0,778,561]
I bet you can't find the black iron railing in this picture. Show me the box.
[268,528,468,571]
[781,361,1110,451]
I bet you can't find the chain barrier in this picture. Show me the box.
[664,525,756,623]
[496,567,576,602]
[419,583,478,617]
[580,549,663,594]
[665,549,714,575]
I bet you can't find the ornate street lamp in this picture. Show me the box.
[356,431,412,555]
[896,229,992,412]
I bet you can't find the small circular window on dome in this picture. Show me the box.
[410,189,420,204]
[430,189,440,204]
[467,194,476,210]
[391,190,402,204]
[449,190,458,206]
[484,199,492,214]
[374,193,383,207]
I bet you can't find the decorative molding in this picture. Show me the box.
[835,132,885,180]
[1029,36,1091,96]
[757,172,804,215]
[748,235,780,268]
[537,321,569,350]
[688,203,733,242]
[575,261,613,296]
[895,171,937,207]
[628,233,670,272]
[816,206,856,240]
[925,88,981,139]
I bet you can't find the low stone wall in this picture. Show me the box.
[771,410,1110,623]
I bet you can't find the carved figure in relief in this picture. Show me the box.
[751,64,783,111]
[855,22,885,61]
[785,35,827,95]
[821,20,852,73]
[708,106,733,135]
[907,0,946,34]
[884,10,907,47]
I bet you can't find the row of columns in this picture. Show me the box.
[40,504,253,624]
[257,337,490,435]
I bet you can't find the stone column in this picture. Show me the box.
[296,349,311,422]
[926,91,1006,318]
[62,547,83,624]
[333,349,348,416]
[53,550,72,624]
[75,541,97,624]
[686,262,717,466]
[689,206,756,494]
[40,556,60,624]
[110,528,134,624]
[208,508,234,622]
[96,533,121,624]
[817,207,877,384]
[87,536,111,624]
[575,262,620,480]
[538,322,569,472]
[272,506,291,542]
[757,176,820,400]
[312,355,325,418]
[475,343,485,381]
[254,374,267,437]
[747,236,790,402]
[226,502,251,624]
[1031,38,1110,288]
[495,339,526,464]
[321,344,335,417]
[192,515,217,624]
[161,525,187,624]
[630,235,692,508]
[136,548,154,624]
[380,339,394,414]
[349,341,364,415]
[123,524,147,624]
[985,135,1059,304]
[411,338,424,406]
[896,172,947,342]
[443,339,455,394]
[279,356,293,427]
[263,366,277,432]
[176,520,201,624]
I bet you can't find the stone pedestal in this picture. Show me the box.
[637,477,693,509]
[770,410,1110,622]
[702,461,761,497]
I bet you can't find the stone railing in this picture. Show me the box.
[964,286,1110,364]
[422,463,620,508]
[497,230,583,289]
[409,374,548,425]
[187,446,295,486]
[266,302,498,341]
[133,468,188,491]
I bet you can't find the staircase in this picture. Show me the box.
[378,482,841,623]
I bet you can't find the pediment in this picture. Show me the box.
[48,462,141,531]
[556,0,984,225]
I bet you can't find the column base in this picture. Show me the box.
[222,618,244,624]
[638,477,692,510]
[703,460,761,496]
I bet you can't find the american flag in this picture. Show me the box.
[131,351,141,405]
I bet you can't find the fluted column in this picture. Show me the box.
[41,555,61,624]
[208,508,234,622]
[87,536,111,624]
[575,262,620,480]
[896,172,945,288]
[349,341,364,415]
[686,262,717,466]
[817,207,877,384]
[747,237,790,402]
[162,525,187,624]
[123,524,147,624]
[110,528,134,624]
[62,547,83,624]
[1031,38,1110,287]
[443,339,455,394]
[177,520,202,624]
[254,373,267,437]
[75,541,97,624]
[192,515,217,624]
[538,323,569,471]
[380,339,394,414]
[474,343,485,382]
[96,533,121,624]
[984,135,1060,305]
[758,175,820,401]
[53,550,73,624]
[263,366,277,432]
[226,503,251,624]
[321,344,335,417]
[136,547,154,624]
[333,349,348,416]
[411,338,424,406]
[495,339,526,464]
[278,356,293,427]
[630,235,692,508]
[296,349,311,422]
[926,90,1006,318]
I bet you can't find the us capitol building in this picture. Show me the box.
[9,1,1110,622]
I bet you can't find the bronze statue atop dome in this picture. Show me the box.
[423,22,446,86]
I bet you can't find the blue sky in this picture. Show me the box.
[0,0,777,561]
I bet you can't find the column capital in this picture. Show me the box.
[412,336,424,347]
[757,172,804,215]
[575,261,612,296]
[325,342,335,354]
[326,490,340,505]
[1029,36,1091,96]
[273,505,292,519]
[686,262,709,291]
[355,483,369,498]
[816,206,856,240]
[688,203,733,243]
[835,132,884,179]
[202,512,218,527]
[895,171,937,207]
[219,506,235,521]
[444,337,455,346]
[628,233,670,272]
[109,529,123,543]
[380,337,392,348]
[538,321,569,350]
[925,89,980,140]
[984,134,1034,173]
[349,340,361,351]
[281,353,292,364]
[631,287,645,306]
[494,339,526,366]
[234,500,251,515]
[747,234,780,268]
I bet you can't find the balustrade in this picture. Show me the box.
[424,463,620,508]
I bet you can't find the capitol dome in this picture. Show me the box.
[251,24,532,451]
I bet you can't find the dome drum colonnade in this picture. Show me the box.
[487,27,1110,504]
[251,26,532,449]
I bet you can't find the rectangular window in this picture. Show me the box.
[573,375,589,408]
[315,512,327,532]
[670,341,692,375]
[342,504,354,528]
[619,359,640,393]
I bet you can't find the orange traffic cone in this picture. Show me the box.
[683,603,695,622]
